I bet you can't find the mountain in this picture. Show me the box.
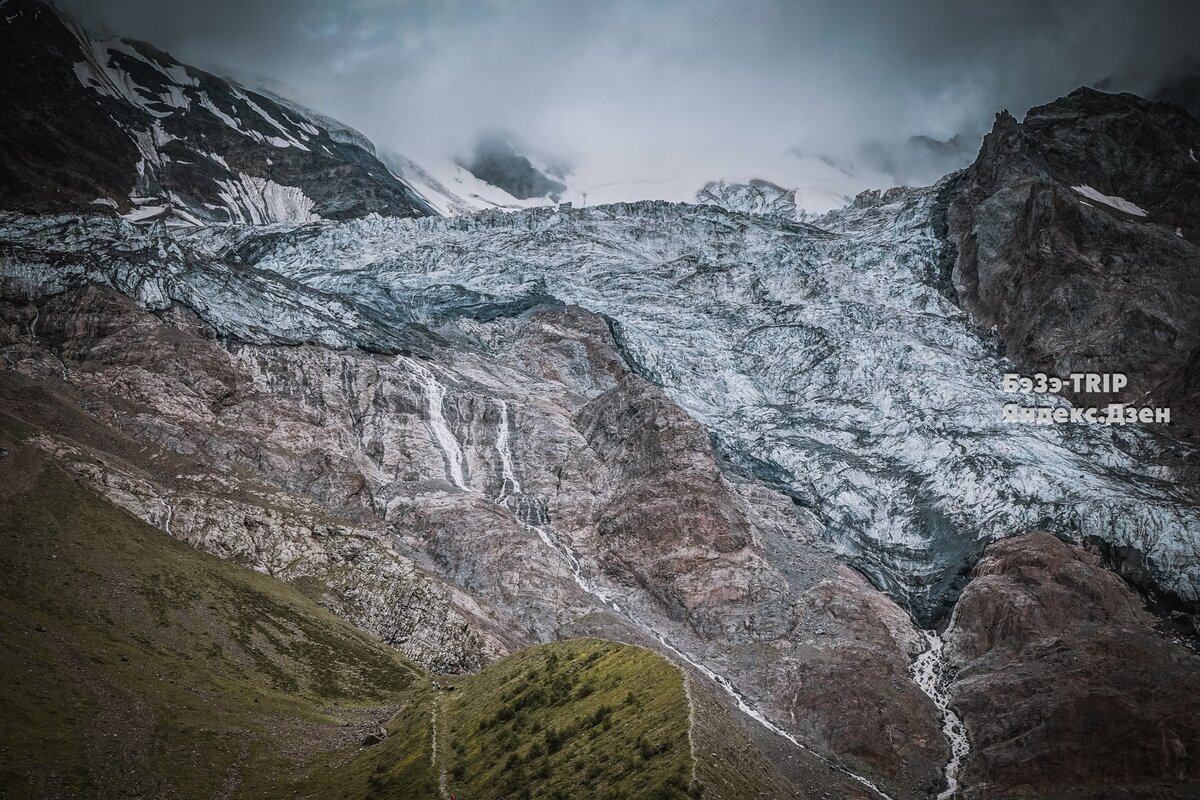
[858,134,980,187]
[383,133,574,217]
[398,138,881,219]
[459,132,569,201]
[0,0,433,224]
[1151,62,1200,122]
[3,3,1200,799]
[946,87,1200,439]
[5,191,1200,797]
[384,152,557,216]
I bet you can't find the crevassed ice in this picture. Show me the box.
[223,194,1199,620]
[5,194,1198,622]
[215,174,319,225]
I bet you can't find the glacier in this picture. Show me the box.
[2,186,1198,623]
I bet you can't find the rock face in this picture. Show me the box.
[944,532,1200,799]
[458,132,567,201]
[0,0,432,222]
[946,87,1200,437]
[0,291,515,673]
[576,374,766,632]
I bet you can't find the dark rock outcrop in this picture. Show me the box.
[458,132,567,201]
[947,88,1200,437]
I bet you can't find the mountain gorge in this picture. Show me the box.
[2,2,1200,799]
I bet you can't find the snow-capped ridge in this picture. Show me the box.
[0,0,431,222]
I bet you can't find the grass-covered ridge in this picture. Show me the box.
[286,643,699,800]
[0,465,425,799]
[0,464,708,799]
[445,638,694,800]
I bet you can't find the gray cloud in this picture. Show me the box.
[58,0,1200,189]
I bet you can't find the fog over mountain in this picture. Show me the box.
[54,0,1200,197]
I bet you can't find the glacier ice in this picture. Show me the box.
[2,190,1198,622]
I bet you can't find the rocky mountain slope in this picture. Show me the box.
[0,458,422,798]
[944,532,1200,799]
[0,271,945,798]
[2,3,1200,798]
[0,460,773,799]
[3,188,1199,796]
[0,0,432,223]
[946,88,1200,438]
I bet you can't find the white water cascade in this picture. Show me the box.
[160,497,175,535]
[401,357,468,490]
[494,399,521,501]
[910,630,970,799]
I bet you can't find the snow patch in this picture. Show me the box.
[230,86,309,151]
[197,149,230,171]
[386,153,542,216]
[215,174,319,224]
[122,205,167,222]
[157,85,190,111]
[198,91,240,130]
[1072,185,1148,217]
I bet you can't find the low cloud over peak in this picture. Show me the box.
[58,0,1200,196]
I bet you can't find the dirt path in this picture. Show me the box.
[431,689,450,800]
[680,669,699,789]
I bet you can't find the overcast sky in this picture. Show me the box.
[59,0,1200,191]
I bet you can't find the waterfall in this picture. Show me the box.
[495,399,521,501]
[160,497,175,535]
[401,357,468,490]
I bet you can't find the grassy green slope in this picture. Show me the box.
[308,638,697,800]
[0,465,427,799]
[445,639,694,800]
[300,636,804,800]
[0,459,777,800]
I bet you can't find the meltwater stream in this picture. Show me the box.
[494,399,521,501]
[910,630,970,799]
[401,357,468,490]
